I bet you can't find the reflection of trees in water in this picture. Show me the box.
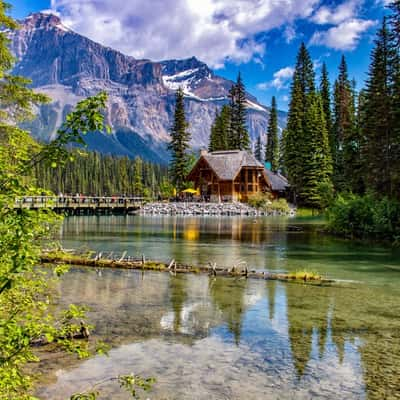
[169,275,188,333]
[329,287,400,399]
[285,282,400,398]
[209,278,248,345]
[285,284,331,377]
[266,281,276,321]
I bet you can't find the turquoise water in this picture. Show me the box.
[36,215,400,399]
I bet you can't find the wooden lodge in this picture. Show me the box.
[187,150,289,202]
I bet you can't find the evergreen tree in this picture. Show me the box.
[132,156,144,195]
[254,135,262,162]
[228,73,250,150]
[333,55,356,192]
[388,1,400,196]
[265,96,279,172]
[168,88,191,191]
[300,93,333,207]
[320,62,334,157]
[362,18,393,195]
[209,105,230,152]
[283,42,315,199]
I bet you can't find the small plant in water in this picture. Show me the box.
[70,374,156,399]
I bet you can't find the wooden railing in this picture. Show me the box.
[14,196,146,213]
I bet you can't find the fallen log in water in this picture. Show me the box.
[40,251,334,285]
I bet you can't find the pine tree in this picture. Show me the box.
[300,93,333,207]
[283,42,315,199]
[388,1,400,196]
[168,88,191,191]
[209,112,220,152]
[254,135,262,162]
[320,62,333,158]
[265,96,279,172]
[333,55,356,192]
[228,73,250,150]
[132,156,144,195]
[362,18,393,195]
[209,105,230,152]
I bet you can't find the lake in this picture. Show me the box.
[36,215,400,399]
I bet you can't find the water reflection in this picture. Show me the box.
[35,216,400,399]
[61,215,400,285]
[36,264,400,399]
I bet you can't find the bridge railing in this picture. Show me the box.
[15,196,146,208]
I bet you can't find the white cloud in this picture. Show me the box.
[50,0,320,68]
[257,66,294,90]
[283,25,297,43]
[310,18,376,50]
[311,0,362,25]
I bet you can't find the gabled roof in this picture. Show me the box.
[264,169,290,192]
[201,150,264,180]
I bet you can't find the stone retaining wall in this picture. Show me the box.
[140,202,295,216]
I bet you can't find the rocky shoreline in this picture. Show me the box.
[139,202,295,216]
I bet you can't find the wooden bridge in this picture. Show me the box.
[14,196,146,215]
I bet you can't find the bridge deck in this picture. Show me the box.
[15,196,145,214]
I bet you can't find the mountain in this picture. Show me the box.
[9,12,286,163]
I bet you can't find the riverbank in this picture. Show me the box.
[140,202,296,216]
[41,250,331,285]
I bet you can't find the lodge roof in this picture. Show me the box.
[202,150,264,181]
[264,169,290,192]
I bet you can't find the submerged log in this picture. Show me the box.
[40,251,334,285]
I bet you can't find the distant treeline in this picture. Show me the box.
[34,150,171,198]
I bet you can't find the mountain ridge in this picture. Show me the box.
[10,12,286,163]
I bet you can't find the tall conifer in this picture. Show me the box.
[362,18,393,195]
[320,62,333,157]
[283,43,315,198]
[228,73,250,150]
[300,93,333,207]
[333,56,356,191]
[168,88,191,191]
[265,96,279,172]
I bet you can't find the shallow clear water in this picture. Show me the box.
[36,215,400,399]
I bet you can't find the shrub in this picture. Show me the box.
[327,194,400,241]
[247,192,272,209]
[266,198,290,214]
[248,193,290,214]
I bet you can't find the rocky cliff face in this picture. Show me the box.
[10,12,286,163]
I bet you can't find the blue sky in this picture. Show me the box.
[10,0,391,110]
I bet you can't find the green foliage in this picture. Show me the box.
[229,72,250,150]
[267,198,291,214]
[327,194,400,241]
[209,105,230,152]
[248,193,290,214]
[70,374,156,400]
[265,96,279,171]
[320,62,333,157]
[333,56,358,192]
[34,150,168,197]
[361,18,394,196]
[299,93,333,208]
[247,192,273,209]
[0,4,157,398]
[168,88,191,191]
[283,42,317,200]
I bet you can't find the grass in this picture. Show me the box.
[286,270,322,281]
